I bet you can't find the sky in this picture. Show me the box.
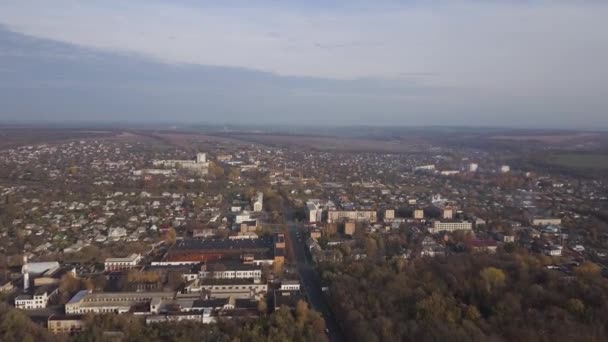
[0,0,607,128]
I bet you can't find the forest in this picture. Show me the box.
[320,250,608,341]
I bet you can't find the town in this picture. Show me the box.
[0,128,608,341]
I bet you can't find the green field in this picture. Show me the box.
[548,153,608,170]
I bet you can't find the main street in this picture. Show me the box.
[287,223,345,342]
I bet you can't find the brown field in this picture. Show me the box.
[0,128,116,150]
[134,132,248,152]
[216,133,429,153]
[489,132,599,144]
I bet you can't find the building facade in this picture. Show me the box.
[429,221,473,233]
[104,254,142,272]
[327,210,377,224]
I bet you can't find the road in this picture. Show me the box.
[287,223,345,342]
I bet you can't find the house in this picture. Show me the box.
[0,278,15,293]
[468,240,498,253]
[545,245,563,256]
[108,227,127,240]
[420,237,445,257]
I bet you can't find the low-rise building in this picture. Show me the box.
[48,315,86,334]
[344,221,356,236]
[104,254,142,272]
[15,285,57,310]
[532,218,562,226]
[200,261,262,281]
[184,278,267,300]
[65,290,175,314]
[280,280,300,291]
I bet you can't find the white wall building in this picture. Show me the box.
[327,210,377,224]
[280,280,300,291]
[532,218,562,226]
[104,254,142,272]
[15,286,57,310]
[429,221,473,234]
[65,290,175,315]
[152,152,209,175]
[252,192,263,212]
[199,263,262,281]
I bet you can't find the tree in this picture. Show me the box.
[364,237,378,257]
[208,162,225,178]
[58,273,82,299]
[165,227,177,245]
[295,300,309,328]
[257,298,268,315]
[566,298,585,316]
[83,274,106,291]
[574,261,601,279]
[480,266,506,293]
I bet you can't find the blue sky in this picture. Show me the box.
[0,0,607,127]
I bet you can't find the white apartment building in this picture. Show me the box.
[327,210,377,224]
[152,153,209,175]
[429,221,473,234]
[532,218,562,226]
[305,199,336,223]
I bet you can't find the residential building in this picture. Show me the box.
[327,210,377,224]
[420,236,445,258]
[429,221,473,233]
[532,218,562,226]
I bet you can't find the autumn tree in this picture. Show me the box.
[480,266,506,293]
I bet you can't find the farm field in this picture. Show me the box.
[215,133,430,153]
[547,153,608,170]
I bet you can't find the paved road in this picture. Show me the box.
[287,223,345,342]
